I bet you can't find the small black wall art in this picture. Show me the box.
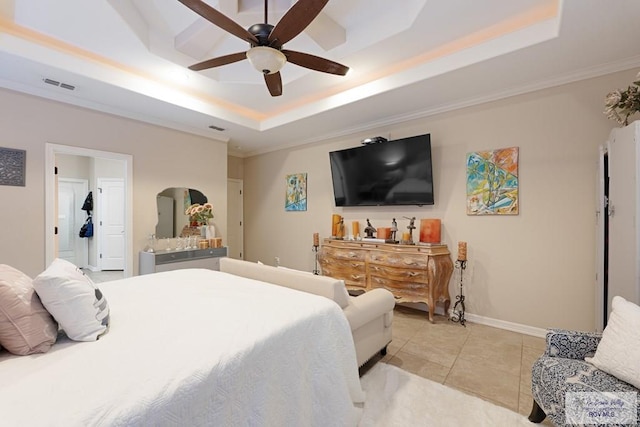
[0,147,26,186]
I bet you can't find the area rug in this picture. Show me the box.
[359,363,534,426]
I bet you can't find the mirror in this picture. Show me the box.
[156,188,208,238]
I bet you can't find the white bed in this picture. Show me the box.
[0,268,364,426]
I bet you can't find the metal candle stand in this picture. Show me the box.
[450,259,467,326]
[312,244,320,275]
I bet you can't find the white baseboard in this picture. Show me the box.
[397,302,547,338]
[457,311,547,338]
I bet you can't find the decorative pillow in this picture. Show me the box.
[585,296,640,389]
[0,265,58,355]
[33,259,110,341]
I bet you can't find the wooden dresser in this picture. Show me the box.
[318,239,453,322]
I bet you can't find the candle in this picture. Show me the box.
[352,221,360,238]
[378,228,392,239]
[402,232,410,241]
[331,214,342,237]
[313,232,319,247]
[420,219,441,243]
[458,241,467,261]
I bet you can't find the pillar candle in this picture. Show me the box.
[331,214,342,237]
[458,241,467,261]
[420,219,441,243]
[352,221,360,237]
[377,227,391,239]
[402,232,410,241]
[313,232,319,247]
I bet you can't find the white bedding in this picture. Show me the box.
[0,268,364,426]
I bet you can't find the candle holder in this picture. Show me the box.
[450,259,467,326]
[312,244,320,275]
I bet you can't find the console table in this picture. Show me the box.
[139,247,227,275]
[318,239,453,322]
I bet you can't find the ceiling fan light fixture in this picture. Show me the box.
[246,47,286,75]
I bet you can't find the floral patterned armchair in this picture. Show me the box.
[529,329,640,426]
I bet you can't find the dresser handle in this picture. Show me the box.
[407,271,420,277]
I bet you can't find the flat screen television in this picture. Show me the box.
[329,134,434,206]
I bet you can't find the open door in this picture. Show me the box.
[98,178,125,271]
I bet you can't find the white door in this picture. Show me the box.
[98,178,125,270]
[58,179,89,267]
[227,179,244,259]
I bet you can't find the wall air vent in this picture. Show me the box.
[43,78,76,91]
[208,125,225,131]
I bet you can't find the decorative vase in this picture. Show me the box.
[205,220,216,239]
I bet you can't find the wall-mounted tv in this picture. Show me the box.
[329,133,434,206]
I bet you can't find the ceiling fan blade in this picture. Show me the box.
[188,52,248,71]
[264,72,283,97]
[179,0,258,44]
[283,50,349,76]
[268,0,329,47]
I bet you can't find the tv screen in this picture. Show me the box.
[329,134,434,206]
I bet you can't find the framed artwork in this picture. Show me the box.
[285,173,307,211]
[0,147,26,187]
[466,147,519,215]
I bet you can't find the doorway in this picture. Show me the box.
[58,178,89,267]
[45,143,133,278]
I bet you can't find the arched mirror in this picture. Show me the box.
[156,188,207,238]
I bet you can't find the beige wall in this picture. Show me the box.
[228,155,244,180]
[243,69,639,331]
[0,88,227,277]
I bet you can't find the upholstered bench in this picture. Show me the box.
[219,258,395,367]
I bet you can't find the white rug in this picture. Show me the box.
[359,363,534,426]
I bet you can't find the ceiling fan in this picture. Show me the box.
[178,0,349,97]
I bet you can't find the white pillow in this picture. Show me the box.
[33,259,110,341]
[585,296,640,389]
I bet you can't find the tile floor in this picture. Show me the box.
[367,305,554,425]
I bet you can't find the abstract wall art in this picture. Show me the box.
[285,173,307,211]
[466,147,519,215]
[0,147,26,187]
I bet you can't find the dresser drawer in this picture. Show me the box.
[368,251,428,270]
[369,263,429,284]
[370,274,429,297]
[321,246,366,262]
[319,258,367,289]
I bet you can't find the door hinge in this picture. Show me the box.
[54,226,58,235]
[240,221,242,226]
[100,254,102,259]
[54,166,58,175]
[240,189,242,195]
[98,188,102,194]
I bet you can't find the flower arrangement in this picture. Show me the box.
[604,71,640,126]
[185,202,214,226]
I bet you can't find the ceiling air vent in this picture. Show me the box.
[43,78,60,87]
[209,125,225,131]
[43,78,76,91]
